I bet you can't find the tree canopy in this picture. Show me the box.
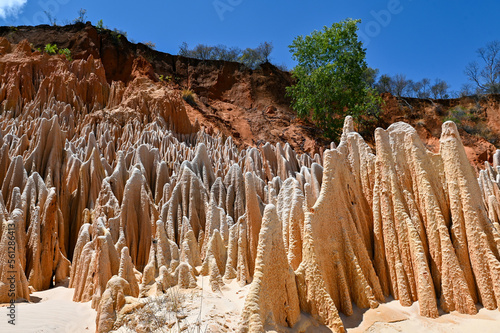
[286,19,380,139]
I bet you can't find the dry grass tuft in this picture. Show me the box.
[119,286,206,333]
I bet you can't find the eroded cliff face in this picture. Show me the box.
[378,93,500,169]
[2,35,500,333]
[0,23,325,157]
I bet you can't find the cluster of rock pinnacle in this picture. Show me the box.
[1,38,500,333]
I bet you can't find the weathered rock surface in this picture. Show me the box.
[95,276,131,333]
[239,204,300,332]
[1,36,500,333]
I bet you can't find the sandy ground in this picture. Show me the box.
[1,282,500,332]
[114,275,251,332]
[345,299,500,333]
[0,287,96,333]
[174,275,250,332]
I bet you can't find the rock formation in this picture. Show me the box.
[240,204,300,332]
[95,276,131,333]
[2,36,500,333]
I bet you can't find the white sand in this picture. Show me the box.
[0,287,96,333]
[346,299,500,333]
[2,283,500,332]
[112,275,250,332]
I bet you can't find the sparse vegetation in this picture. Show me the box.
[182,89,196,106]
[74,8,87,24]
[370,39,500,98]
[58,48,72,61]
[42,44,72,61]
[143,41,157,50]
[276,63,288,72]
[110,28,127,44]
[465,40,500,94]
[92,19,128,45]
[444,105,498,144]
[120,287,206,333]
[444,106,472,124]
[460,83,475,97]
[158,74,172,83]
[96,19,104,31]
[374,74,450,99]
[178,42,273,69]
[44,43,58,55]
[44,11,57,26]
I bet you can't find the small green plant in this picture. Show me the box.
[158,75,172,83]
[58,48,72,61]
[44,43,58,54]
[444,106,467,124]
[182,89,196,106]
[42,44,72,61]
[96,19,104,30]
[109,28,127,45]
[95,19,108,34]
[113,28,127,37]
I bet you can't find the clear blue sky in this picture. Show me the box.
[1,0,499,93]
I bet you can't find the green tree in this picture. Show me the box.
[286,19,380,139]
[362,67,379,89]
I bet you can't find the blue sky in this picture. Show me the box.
[1,0,499,93]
